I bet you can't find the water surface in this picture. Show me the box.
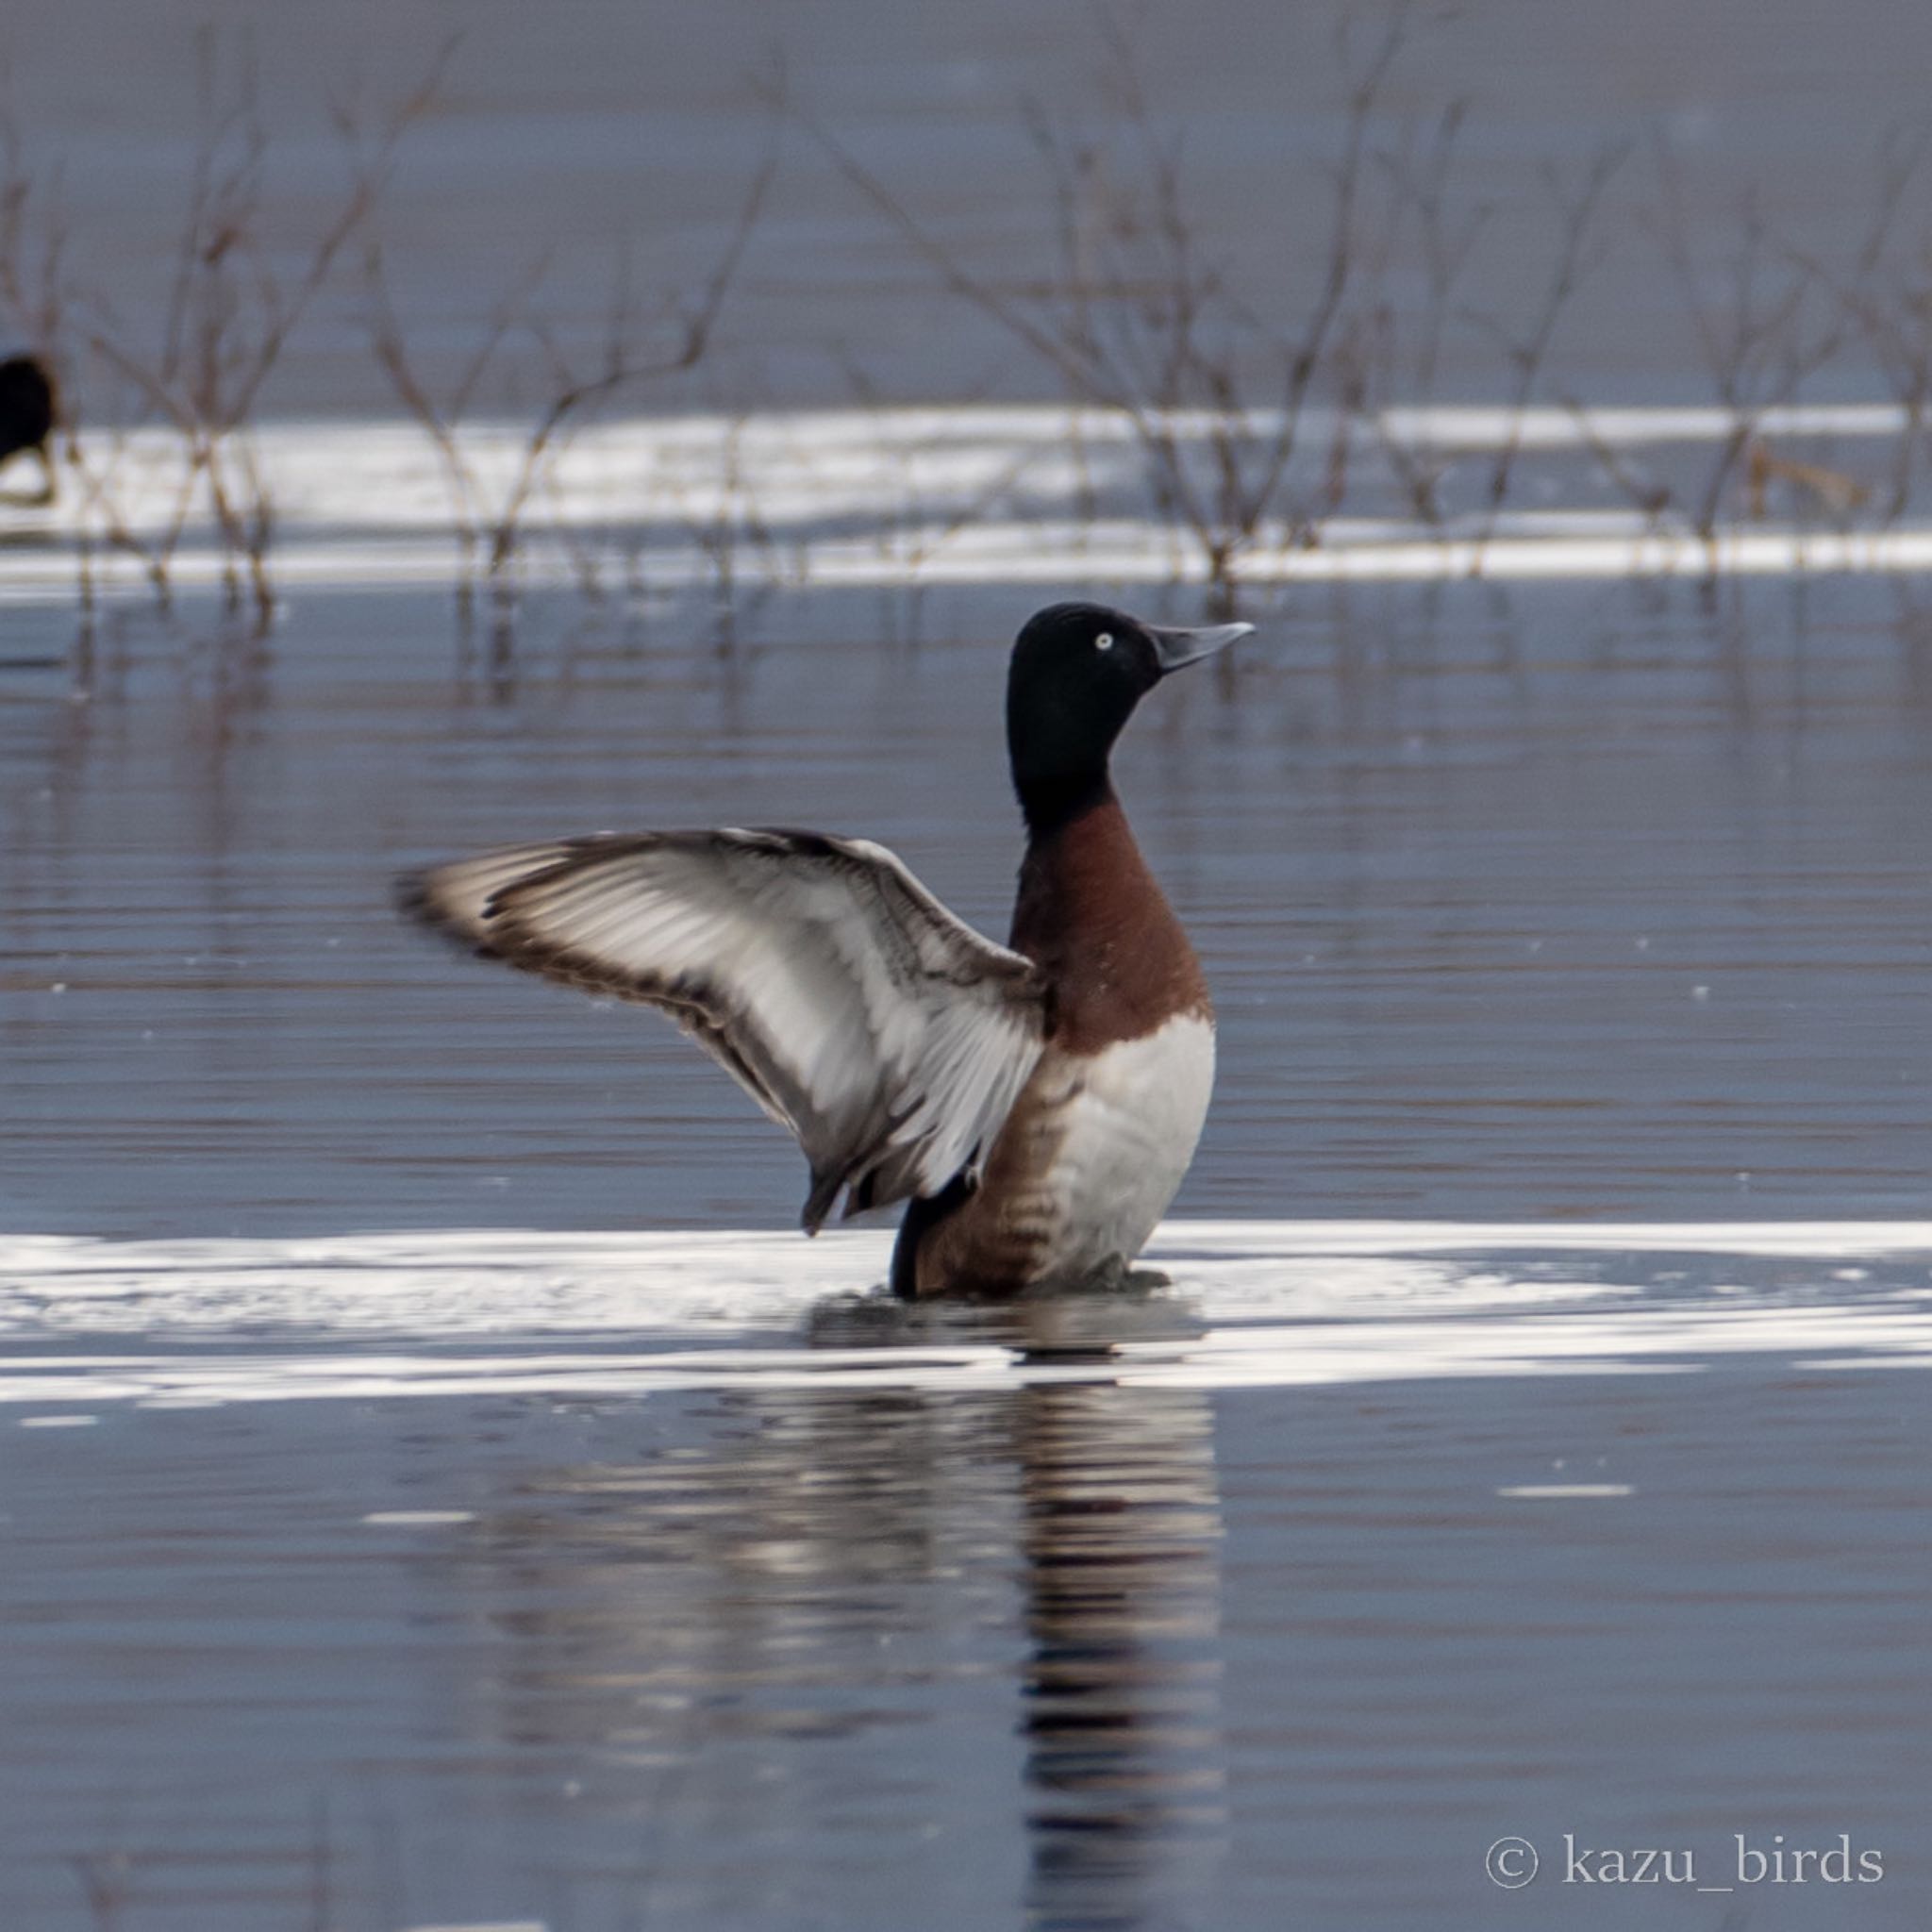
[2,1224,1928,1930]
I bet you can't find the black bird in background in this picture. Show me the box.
[0,354,58,504]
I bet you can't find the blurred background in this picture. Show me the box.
[9,0,1932,403]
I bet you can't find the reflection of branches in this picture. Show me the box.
[489,147,774,583]
[17,12,1932,641]
[1780,132,1932,526]
[1648,138,1858,559]
[807,9,1644,610]
[1469,145,1626,550]
[366,140,776,611]
[791,15,1932,604]
[74,33,450,624]
[835,353,1040,644]
[805,7,1414,615]
[366,244,545,593]
[1555,392,1674,532]
[654,400,796,654]
[1365,101,1490,522]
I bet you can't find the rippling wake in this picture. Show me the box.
[3,1220,1927,1407]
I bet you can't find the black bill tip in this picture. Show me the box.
[1148,621,1255,675]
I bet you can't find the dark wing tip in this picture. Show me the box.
[393,860,464,930]
[801,1164,844,1236]
[392,859,513,968]
[391,865,453,942]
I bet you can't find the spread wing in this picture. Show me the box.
[397,829,1046,1229]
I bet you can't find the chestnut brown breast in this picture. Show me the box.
[1008,791,1211,1055]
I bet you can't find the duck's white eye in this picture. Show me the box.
[1095,632,1114,652]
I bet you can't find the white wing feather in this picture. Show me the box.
[399,830,1045,1228]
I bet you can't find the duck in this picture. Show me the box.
[0,355,58,504]
[398,601,1251,1296]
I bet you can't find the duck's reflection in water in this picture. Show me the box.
[1008,1313,1225,1930]
[457,1292,1224,1930]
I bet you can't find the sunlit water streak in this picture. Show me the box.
[6,401,1931,603]
[3,1222,1927,1407]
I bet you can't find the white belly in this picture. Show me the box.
[1027,1015,1215,1275]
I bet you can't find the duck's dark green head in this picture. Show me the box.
[1005,601,1251,832]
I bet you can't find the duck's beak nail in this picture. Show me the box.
[1149,621,1254,675]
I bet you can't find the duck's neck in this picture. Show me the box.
[1012,783,1155,948]
[1009,788,1210,1047]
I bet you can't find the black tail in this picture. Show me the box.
[888,1175,973,1299]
